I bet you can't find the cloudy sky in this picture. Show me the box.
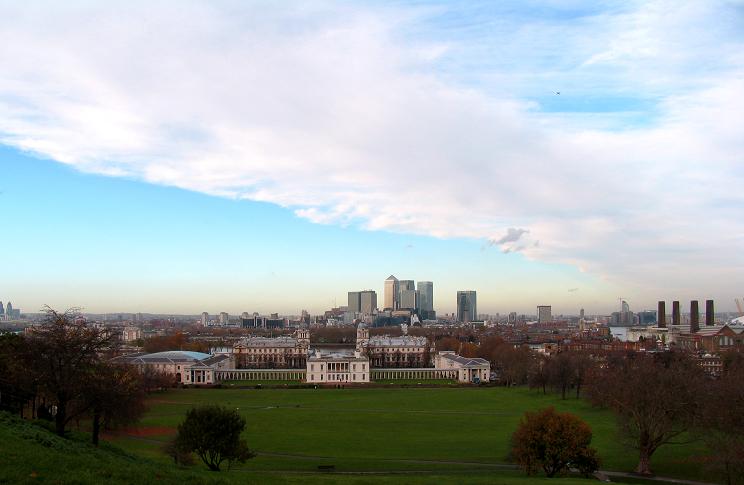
[1,1,743,315]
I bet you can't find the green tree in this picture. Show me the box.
[511,406,600,477]
[174,405,255,471]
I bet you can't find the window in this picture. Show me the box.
[311,375,314,381]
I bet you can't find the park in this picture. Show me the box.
[103,385,707,484]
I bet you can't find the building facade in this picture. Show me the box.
[233,329,311,368]
[433,351,490,383]
[305,349,370,384]
[384,275,399,310]
[457,291,477,322]
[537,305,552,324]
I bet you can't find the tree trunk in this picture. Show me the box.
[54,401,67,437]
[92,411,101,446]
[635,449,652,475]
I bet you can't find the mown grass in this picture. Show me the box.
[0,409,625,484]
[114,386,708,481]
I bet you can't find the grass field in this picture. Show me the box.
[104,386,709,483]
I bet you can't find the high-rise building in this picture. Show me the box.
[384,275,399,310]
[200,312,208,326]
[457,291,477,322]
[621,300,630,313]
[219,312,229,326]
[537,305,552,324]
[360,291,377,315]
[348,291,362,313]
[417,281,433,312]
[400,289,419,310]
[6,302,13,318]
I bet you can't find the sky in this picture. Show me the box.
[1,1,743,315]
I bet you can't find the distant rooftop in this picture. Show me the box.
[368,335,426,347]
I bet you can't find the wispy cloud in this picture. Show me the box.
[0,1,742,298]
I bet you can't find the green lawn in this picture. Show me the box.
[108,387,708,482]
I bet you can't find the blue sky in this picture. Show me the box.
[1,1,743,314]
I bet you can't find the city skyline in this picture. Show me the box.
[1,1,743,314]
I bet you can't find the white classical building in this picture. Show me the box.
[112,351,232,385]
[305,349,370,384]
[233,329,310,368]
[433,351,490,383]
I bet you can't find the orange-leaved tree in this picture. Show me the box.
[511,406,599,477]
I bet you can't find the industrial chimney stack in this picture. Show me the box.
[672,301,681,326]
[657,301,666,328]
[706,300,715,326]
[690,300,700,334]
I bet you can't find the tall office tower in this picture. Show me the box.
[6,302,12,318]
[579,308,585,319]
[705,300,715,327]
[348,291,362,313]
[690,300,700,333]
[360,290,377,315]
[537,305,552,324]
[417,281,434,313]
[398,280,414,303]
[200,312,208,326]
[621,300,630,313]
[657,301,666,327]
[219,312,229,325]
[0,301,4,316]
[672,301,680,325]
[457,291,477,322]
[400,289,419,310]
[384,275,399,310]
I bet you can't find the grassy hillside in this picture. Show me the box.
[0,410,610,485]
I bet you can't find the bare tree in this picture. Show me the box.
[23,308,117,437]
[86,363,147,445]
[587,352,704,475]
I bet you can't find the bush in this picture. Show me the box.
[511,406,599,477]
[173,405,256,471]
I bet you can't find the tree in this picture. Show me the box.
[511,407,600,477]
[23,308,117,437]
[587,352,704,475]
[697,357,744,485]
[174,405,256,471]
[85,363,147,446]
[547,352,574,400]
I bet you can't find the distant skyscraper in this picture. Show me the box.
[200,312,208,327]
[417,281,434,313]
[360,290,377,315]
[457,291,477,322]
[219,312,229,325]
[579,308,585,319]
[348,291,362,313]
[400,289,419,310]
[384,275,399,310]
[6,302,13,318]
[537,305,552,324]
[621,300,630,313]
[0,301,4,316]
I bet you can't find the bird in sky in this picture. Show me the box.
[555,91,560,95]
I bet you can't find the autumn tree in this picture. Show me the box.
[23,308,117,436]
[174,405,255,471]
[511,407,600,477]
[587,351,704,475]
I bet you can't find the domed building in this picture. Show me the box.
[113,350,231,385]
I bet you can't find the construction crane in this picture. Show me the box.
[736,298,744,317]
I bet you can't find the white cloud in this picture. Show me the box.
[0,1,743,300]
